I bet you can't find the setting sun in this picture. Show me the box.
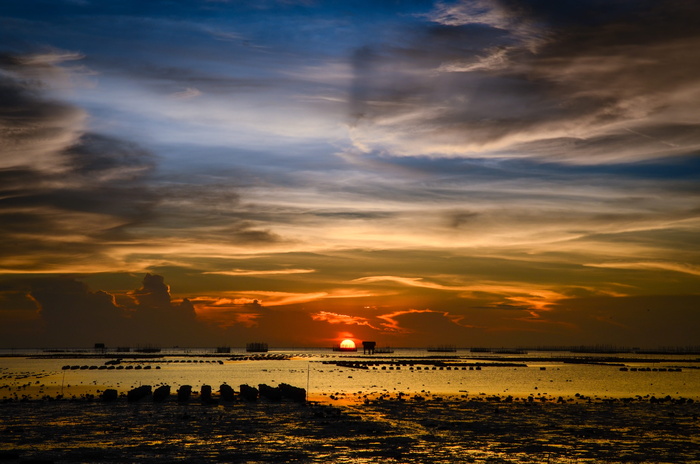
[339,339,356,350]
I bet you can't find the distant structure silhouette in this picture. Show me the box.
[246,342,268,352]
[362,341,376,354]
[427,345,456,352]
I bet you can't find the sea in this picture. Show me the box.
[2,347,699,402]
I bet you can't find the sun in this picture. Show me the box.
[339,339,356,350]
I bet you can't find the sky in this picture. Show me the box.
[1,0,699,349]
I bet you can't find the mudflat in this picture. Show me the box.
[2,394,699,463]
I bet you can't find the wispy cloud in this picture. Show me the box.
[170,87,202,99]
[586,261,700,277]
[203,268,315,276]
[376,308,473,333]
[348,1,700,163]
[353,275,582,314]
[311,311,376,328]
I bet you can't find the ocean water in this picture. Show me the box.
[2,348,699,401]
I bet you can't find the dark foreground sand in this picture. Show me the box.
[1,395,699,463]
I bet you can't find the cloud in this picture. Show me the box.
[203,268,315,276]
[0,274,214,347]
[0,52,86,173]
[545,294,700,347]
[353,275,575,313]
[310,310,376,328]
[585,261,700,277]
[347,0,700,163]
[170,87,202,99]
[219,291,329,307]
[352,275,464,291]
[191,296,263,328]
[375,309,423,332]
[0,52,160,274]
[308,306,475,339]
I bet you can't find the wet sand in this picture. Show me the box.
[1,392,699,463]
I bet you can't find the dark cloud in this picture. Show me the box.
[0,274,213,347]
[0,52,85,171]
[348,0,700,162]
[127,274,204,344]
[0,52,159,271]
[30,277,127,345]
[132,273,172,310]
[546,294,700,347]
[313,211,396,220]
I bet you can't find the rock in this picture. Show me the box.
[219,384,235,402]
[259,384,282,402]
[101,389,118,402]
[279,383,306,403]
[177,385,192,402]
[239,384,258,402]
[153,385,171,402]
[127,385,152,402]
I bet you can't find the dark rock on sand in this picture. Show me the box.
[259,384,283,402]
[200,385,218,405]
[219,384,235,402]
[127,385,152,402]
[101,389,118,402]
[153,385,170,403]
[177,385,192,403]
[239,384,258,402]
[279,383,306,403]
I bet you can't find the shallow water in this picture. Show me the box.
[2,349,699,402]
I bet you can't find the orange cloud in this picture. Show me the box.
[203,268,316,276]
[376,308,474,333]
[311,311,377,329]
[218,291,329,307]
[191,296,263,328]
[585,261,700,277]
[215,289,383,307]
[352,275,456,290]
[354,275,571,312]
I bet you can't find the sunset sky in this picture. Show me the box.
[1,0,699,348]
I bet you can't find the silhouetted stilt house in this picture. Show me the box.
[246,342,268,352]
[362,341,376,354]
